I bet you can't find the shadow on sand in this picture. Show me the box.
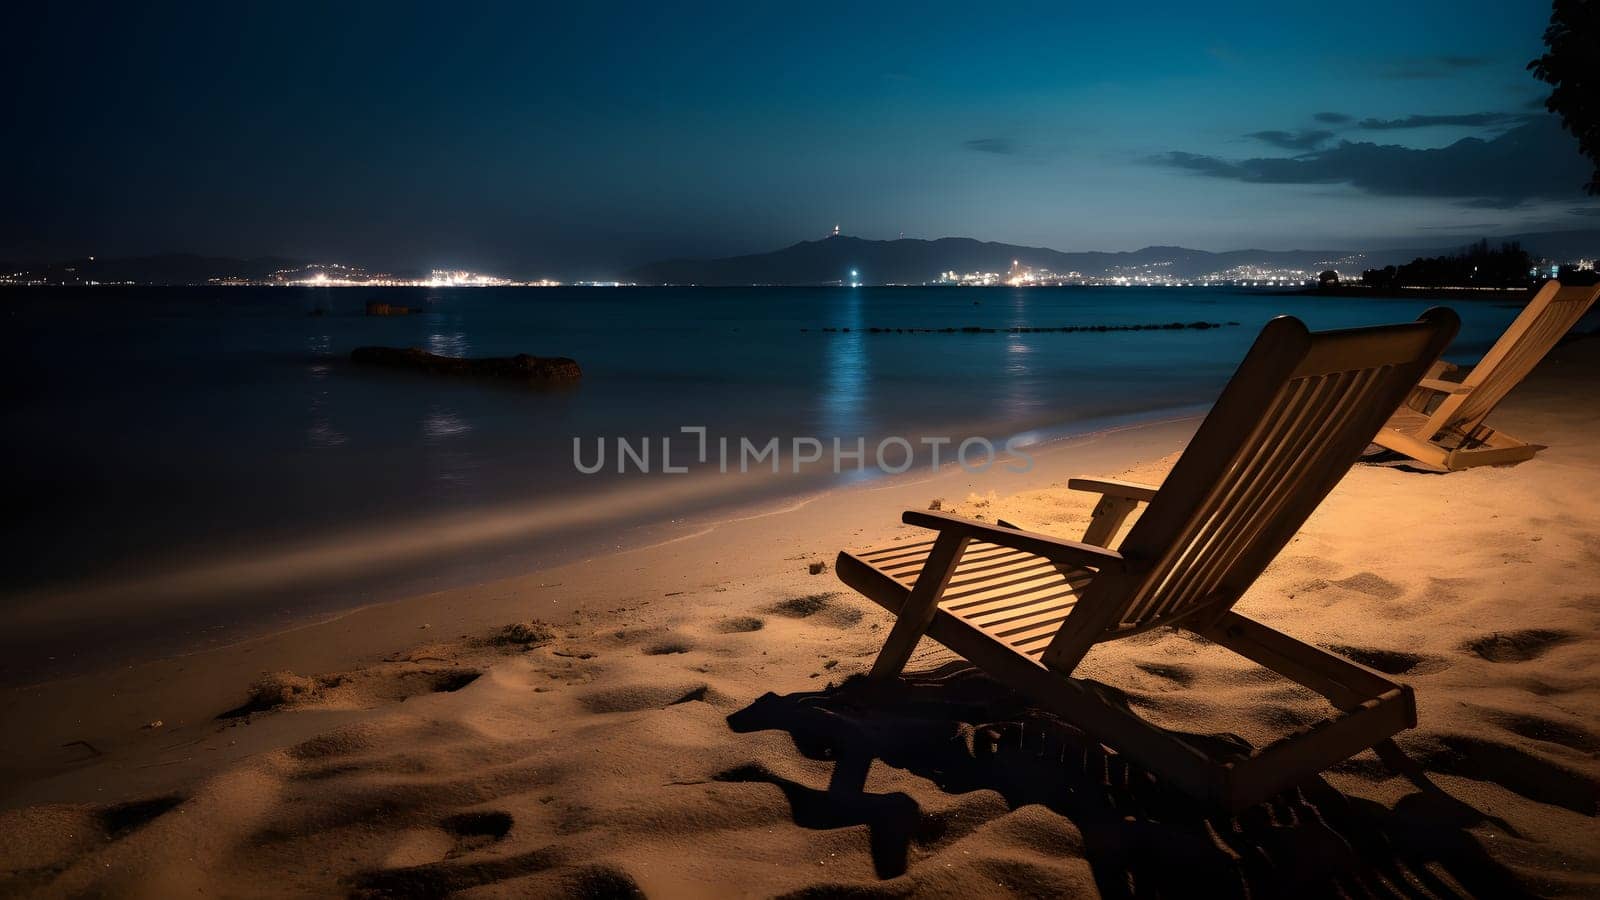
[727,662,1532,897]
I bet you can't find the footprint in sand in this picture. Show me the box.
[414,670,481,693]
[765,592,864,628]
[440,811,514,858]
[100,794,186,839]
[714,616,764,633]
[769,592,837,617]
[642,638,694,655]
[1462,629,1575,663]
[1134,662,1196,686]
[349,668,482,706]
[1490,712,1600,754]
[561,864,648,899]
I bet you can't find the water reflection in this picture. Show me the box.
[1001,289,1038,422]
[821,290,867,440]
[426,331,472,357]
[423,409,472,442]
[422,401,476,497]
[305,334,346,447]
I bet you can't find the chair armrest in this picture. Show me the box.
[901,510,1126,573]
[1066,477,1159,503]
[1415,378,1473,395]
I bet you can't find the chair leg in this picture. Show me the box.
[1370,427,1451,471]
[867,531,968,681]
[1081,495,1140,547]
[1443,427,1540,470]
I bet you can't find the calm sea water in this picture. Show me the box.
[1,285,1571,678]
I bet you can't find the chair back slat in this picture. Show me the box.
[1428,281,1600,437]
[1039,309,1459,672]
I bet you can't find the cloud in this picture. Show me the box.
[1569,206,1600,217]
[1159,152,1245,178]
[1313,112,1352,125]
[962,137,1017,155]
[1380,55,1495,80]
[1246,129,1335,151]
[1356,112,1525,131]
[1151,117,1590,207]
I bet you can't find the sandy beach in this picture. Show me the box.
[2,337,1598,897]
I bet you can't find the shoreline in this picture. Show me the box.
[0,413,1200,803]
[1283,284,1541,301]
[0,403,1208,690]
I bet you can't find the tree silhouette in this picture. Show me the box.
[1318,270,1339,286]
[1529,0,1600,194]
[1362,240,1532,289]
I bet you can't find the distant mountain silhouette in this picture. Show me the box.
[5,228,1595,286]
[626,231,1600,285]
[626,235,1369,284]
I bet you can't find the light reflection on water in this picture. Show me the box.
[305,333,346,446]
[426,331,472,357]
[423,408,472,441]
[1002,290,1037,421]
[822,289,866,438]
[306,420,348,448]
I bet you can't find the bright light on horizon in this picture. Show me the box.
[263,263,566,288]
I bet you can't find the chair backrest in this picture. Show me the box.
[1424,281,1600,438]
[1039,309,1459,673]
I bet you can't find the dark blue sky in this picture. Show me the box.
[5,0,1594,277]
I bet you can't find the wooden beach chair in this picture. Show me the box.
[835,310,1459,810]
[1372,280,1600,471]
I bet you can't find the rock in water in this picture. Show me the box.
[350,346,582,381]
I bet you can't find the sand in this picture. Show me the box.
[2,342,1598,897]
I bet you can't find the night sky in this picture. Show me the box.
[5,1,1594,278]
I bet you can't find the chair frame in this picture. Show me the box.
[840,506,1418,810]
[1373,280,1600,471]
[838,311,1460,810]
